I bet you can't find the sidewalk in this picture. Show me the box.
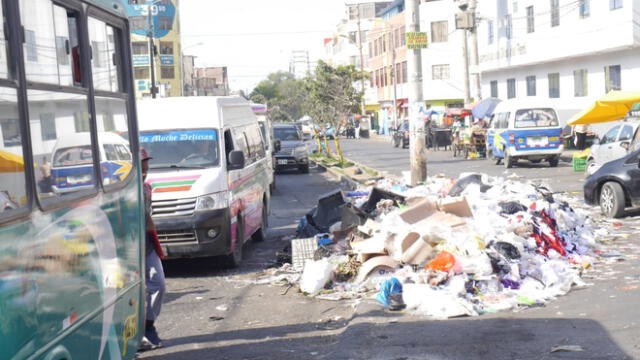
[356,133,581,162]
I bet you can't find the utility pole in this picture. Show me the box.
[469,0,481,101]
[391,25,398,130]
[405,0,426,185]
[356,4,366,115]
[461,28,470,104]
[147,3,157,98]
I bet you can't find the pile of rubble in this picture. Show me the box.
[286,173,604,318]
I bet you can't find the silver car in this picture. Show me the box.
[273,124,309,173]
[587,122,639,175]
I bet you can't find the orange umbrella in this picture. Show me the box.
[0,150,24,173]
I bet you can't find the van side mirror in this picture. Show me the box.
[274,140,281,153]
[228,150,245,170]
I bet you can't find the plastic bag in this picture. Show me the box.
[425,251,456,272]
[376,277,405,310]
[299,258,333,295]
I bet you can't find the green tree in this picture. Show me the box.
[250,72,308,122]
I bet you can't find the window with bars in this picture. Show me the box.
[432,64,449,80]
[161,66,174,79]
[526,76,536,96]
[579,0,590,18]
[573,69,588,97]
[490,80,498,98]
[526,6,534,33]
[487,20,494,44]
[548,73,560,98]
[431,21,448,43]
[507,78,516,99]
[605,65,621,92]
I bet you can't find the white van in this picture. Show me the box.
[137,97,271,267]
[251,103,277,193]
[487,99,564,168]
[50,132,132,193]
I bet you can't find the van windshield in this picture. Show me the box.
[514,108,559,128]
[140,129,220,168]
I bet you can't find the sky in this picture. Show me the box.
[179,0,348,93]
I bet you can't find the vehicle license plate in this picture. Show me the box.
[67,175,91,184]
[277,159,288,165]
[527,136,548,146]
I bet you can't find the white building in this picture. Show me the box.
[476,0,640,129]
[419,0,466,112]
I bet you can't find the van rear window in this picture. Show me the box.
[514,108,559,128]
[53,145,93,166]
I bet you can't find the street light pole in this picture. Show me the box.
[147,3,157,98]
[406,0,426,185]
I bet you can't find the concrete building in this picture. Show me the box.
[124,0,183,98]
[182,55,196,96]
[419,0,465,112]
[476,0,640,126]
[194,67,229,96]
[367,0,408,134]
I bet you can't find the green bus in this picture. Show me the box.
[0,0,145,359]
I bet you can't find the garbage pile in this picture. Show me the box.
[290,173,602,318]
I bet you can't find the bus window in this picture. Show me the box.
[95,97,132,188]
[0,2,8,78]
[20,0,81,86]
[0,88,27,215]
[26,90,94,203]
[88,18,122,92]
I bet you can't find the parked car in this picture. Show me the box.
[584,147,640,218]
[138,96,272,267]
[273,123,309,173]
[486,99,564,168]
[586,122,639,175]
[392,121,410,148]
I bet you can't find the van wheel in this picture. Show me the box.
[599,182,626,218]
[226,217,243,268]
[548,156,559,167]
[504,151,514,168]
[252,199,268,242]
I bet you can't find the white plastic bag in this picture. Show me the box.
[299,258,333,295]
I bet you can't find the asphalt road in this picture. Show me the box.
[337,137,585,194]
[139,160,640,360]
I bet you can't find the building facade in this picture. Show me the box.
[367,1,408,134]
[476,0,640,125]
[419,0,465,112]
[194,67,229,96]
[124,0,183,98]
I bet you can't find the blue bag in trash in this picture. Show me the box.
[376,278,406,311]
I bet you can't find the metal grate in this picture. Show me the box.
[291,238,317,271]
[157,229,198,244]
[152,197,197,218]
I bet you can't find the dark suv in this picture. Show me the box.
[273,123,309,173]
[583,148,640,218]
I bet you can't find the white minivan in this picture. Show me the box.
[137,97,271,267]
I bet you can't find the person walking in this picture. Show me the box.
[354,119,361,139]
[139,148,166,351]
[574,124,590,150]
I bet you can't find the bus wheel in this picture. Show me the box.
[227,217,243,268]
[252,199,268,242]
[548,156,559,167]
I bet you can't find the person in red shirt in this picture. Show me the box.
[139,148,166,351]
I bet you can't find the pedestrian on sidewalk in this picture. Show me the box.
[139,148,166,351]
[573,124,590,150]
[355,119,361,139]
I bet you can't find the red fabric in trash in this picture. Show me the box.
[531,210,566,257]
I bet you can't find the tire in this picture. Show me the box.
[226,217,243,268]
[548,156,559,167]
[299,164,309,173]
[599,182,626,218]
[504,151,514,168]
[530,159,542,164]
[252,199,268,242]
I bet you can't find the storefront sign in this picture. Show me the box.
[133,55,150,66]
[160,56,174,66]
[405,32,428,50]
